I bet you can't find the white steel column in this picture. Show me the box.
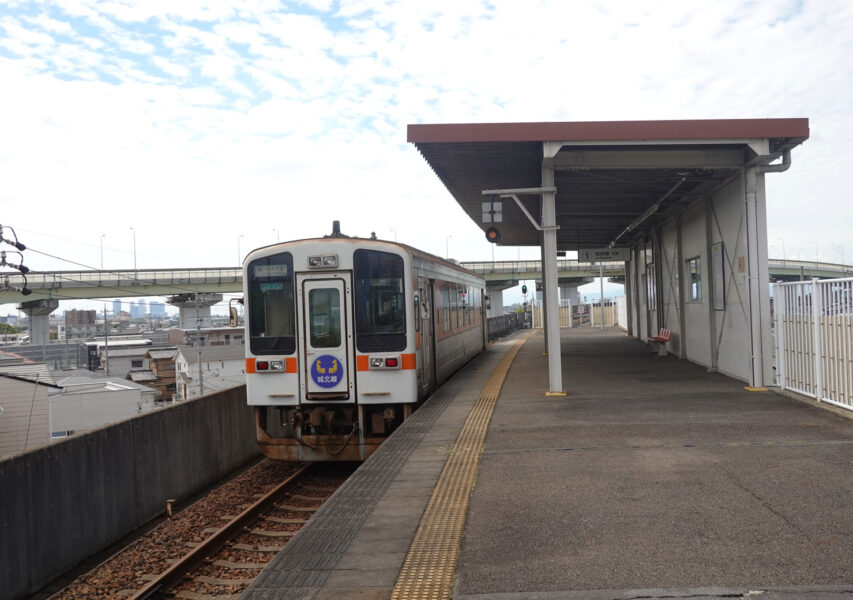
[774,282,786,389]
[676,213,687,358]
[811,278,824,401]
[705,197,719,371]
[542,155,564,395]
[624,258,633,336]
[744,168,771,388]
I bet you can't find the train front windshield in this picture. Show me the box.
[354,249,406,351]
[248,253,296,354]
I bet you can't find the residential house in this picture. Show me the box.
[0,352,59,459]
[50,371,160,437]
[126,347,178,401]
[168,326,244,348]
[174,343,245,400]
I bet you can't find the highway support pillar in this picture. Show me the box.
[17,299,59,347]
[541,154,565,396]
[167,293,223,329]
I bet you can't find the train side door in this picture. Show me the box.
[296,273,354,401]
[481,288,488,349]
[416,277,435,396]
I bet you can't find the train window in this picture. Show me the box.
[309,288,341,348]
[248,253,296,354]
[442,286,451,331]
[354,249,406,351]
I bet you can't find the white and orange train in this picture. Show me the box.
[240,223,487,461]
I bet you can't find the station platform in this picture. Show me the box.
[239,327,853,600]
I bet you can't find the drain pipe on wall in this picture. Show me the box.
[744,148,793,388]
[758,149,792,174]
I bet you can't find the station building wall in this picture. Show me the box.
[628,169,772,386]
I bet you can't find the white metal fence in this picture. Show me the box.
[775,277,853,410]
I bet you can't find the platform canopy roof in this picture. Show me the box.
[408,119,809,250]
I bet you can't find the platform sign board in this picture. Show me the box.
[578,248,629,262]
[481,201,502,223]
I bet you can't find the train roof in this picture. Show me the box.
[246,233,482,280]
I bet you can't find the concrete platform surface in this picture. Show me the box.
[456,328,853,597]
[239,327,853,599]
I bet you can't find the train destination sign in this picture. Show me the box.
[578,248,630,261]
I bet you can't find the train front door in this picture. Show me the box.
[296,273,354,401]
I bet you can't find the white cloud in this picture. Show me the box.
[1,0,852,313]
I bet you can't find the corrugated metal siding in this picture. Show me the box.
[0,377,51,459]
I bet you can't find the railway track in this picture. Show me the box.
[51,460,356,600]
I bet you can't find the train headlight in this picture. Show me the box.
[369,356,402,369]
[308,255,338,268]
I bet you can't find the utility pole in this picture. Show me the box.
[103,307,110,376]
[196,292,203,397]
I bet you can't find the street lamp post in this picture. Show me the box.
[237,234,244,266]
[130,227,137,271]
[273,228,279,242]
[100,234,105,270]
[391,229,397,242]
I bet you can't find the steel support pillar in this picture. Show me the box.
[624,258,633,336]
[676,213,687,358]
[705,197,719,371]
[541,157,564,395]
[744,167,771,388]
[539,237,548,352]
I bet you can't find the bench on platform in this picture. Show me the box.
[649,328,671,356]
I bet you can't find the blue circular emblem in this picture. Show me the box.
[310,355,344,388]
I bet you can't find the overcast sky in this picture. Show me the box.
[1,0,851,312]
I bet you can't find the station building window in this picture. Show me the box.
[687,257,702,302]
[645,263,656,311]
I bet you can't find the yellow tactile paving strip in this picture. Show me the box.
[390,331,534,600]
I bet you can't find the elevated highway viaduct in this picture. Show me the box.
[2,259,850,344]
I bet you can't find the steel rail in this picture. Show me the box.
[128,462,313,600]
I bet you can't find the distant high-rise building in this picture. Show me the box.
[149,302,166,317]
[130,300,147,319]
[113,299,121,317]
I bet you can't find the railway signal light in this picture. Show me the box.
[485,226,501,243]
[522,284,528,294]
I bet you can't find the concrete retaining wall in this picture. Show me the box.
[0,384,259,600]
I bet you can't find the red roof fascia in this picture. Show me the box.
[407,118,809,144]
